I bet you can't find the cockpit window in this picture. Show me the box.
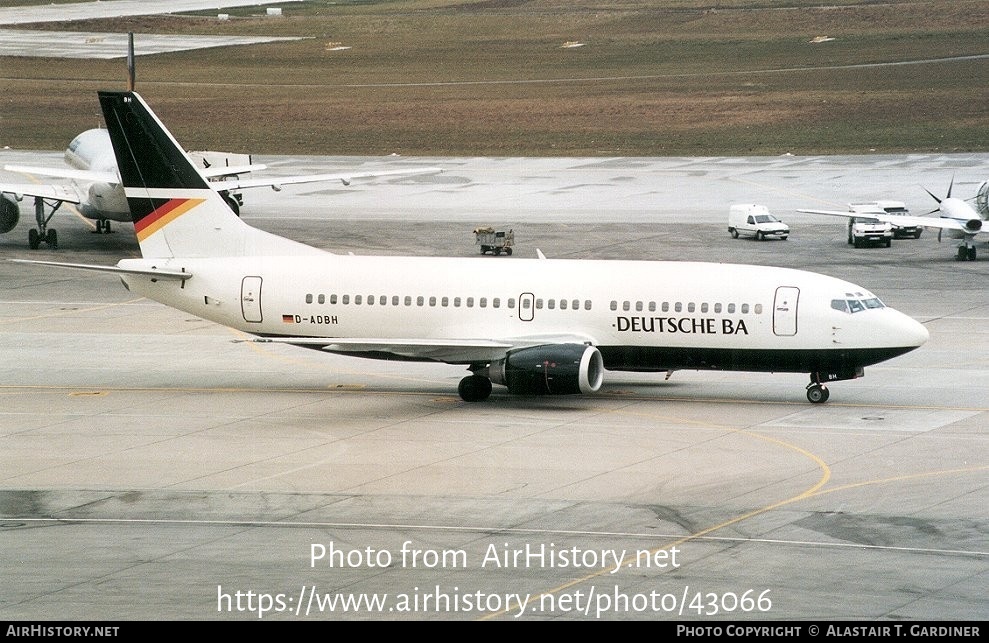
[833,296,885,314]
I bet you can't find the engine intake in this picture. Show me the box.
[488,344,604,396]
[0,194,20,234]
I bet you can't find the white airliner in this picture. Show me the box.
[0,126,440,249]
[15,91,930,404]
[799,178,989,261]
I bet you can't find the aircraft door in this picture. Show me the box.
[519,292,535,322]
[773,286,799,336]
[241,276,263,323]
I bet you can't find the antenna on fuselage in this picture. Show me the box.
[126,32,135,91]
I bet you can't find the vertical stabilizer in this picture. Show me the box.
[99,91,310,259]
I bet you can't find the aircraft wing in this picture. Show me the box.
[248,332,595,364]
[0,182,84,204]
[250,336,513,363]
[210,166,443,192]
[798,209,979,234]
[4,164,117,184]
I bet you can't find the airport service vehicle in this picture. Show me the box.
[847,215,893,248]
[16,91,929,405]
[474,227,514,255]
[728,204,789,241]
[850,201,922,239]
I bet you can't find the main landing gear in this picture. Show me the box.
[28,196,59,249]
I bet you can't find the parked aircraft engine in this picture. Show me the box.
[220,191,241,215]
[488,344,604,395]
[0,194,19,234]
[976,180,989,219]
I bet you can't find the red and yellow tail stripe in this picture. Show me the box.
[132,197,205,242]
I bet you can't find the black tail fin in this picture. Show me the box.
[98,91,313,258]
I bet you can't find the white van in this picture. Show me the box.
[728,204,789,240]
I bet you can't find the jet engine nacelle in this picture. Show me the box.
[0,193,20,234]
[963,218,983,233]
[489,344,604,395]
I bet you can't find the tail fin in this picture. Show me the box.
[99,91,313,259]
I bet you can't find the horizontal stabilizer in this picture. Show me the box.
[9,258,192,280]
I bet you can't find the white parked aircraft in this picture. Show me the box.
[0,126,440,249]
[15,91,930,404]
[799,179,989,261]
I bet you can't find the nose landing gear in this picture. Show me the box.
[806,382,830,404]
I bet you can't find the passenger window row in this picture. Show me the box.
[609,300,763,315]
[303,294,595,311]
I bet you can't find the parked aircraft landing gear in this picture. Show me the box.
[956,245,976,261]
[29,196,60,249]
[93,219,113,234]
[458,374,492,402]
[806,382,830,404]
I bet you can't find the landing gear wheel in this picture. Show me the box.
[458,375,492,402]
[45,229,57,249]
[968,247,977,261]
[29,228,40,250]
[806,384,830,404]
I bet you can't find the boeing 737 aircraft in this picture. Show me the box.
[15,91,930,404]
[0,126,439,249]
[800,178,989,261]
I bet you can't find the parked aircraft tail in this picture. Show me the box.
[98,91,317,259]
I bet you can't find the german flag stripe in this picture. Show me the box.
[133,198,205,242]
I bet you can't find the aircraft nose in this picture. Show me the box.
[897,312,929,348]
